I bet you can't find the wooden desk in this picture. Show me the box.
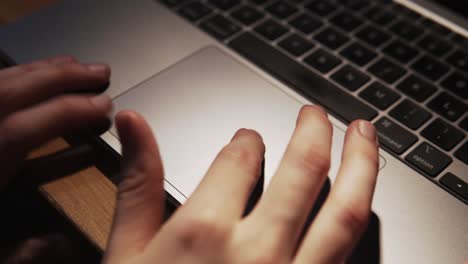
[1,1,116,251]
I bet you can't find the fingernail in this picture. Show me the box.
[358,120,377,142]
[86,63,109,73]
[90,94,112,112]
[231,128,251,141]
[310,105,327,115]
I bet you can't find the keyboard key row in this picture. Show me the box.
[279,34,314,56]
[331,64,370,91]
[427,92,466,122]
[161,0,468,204]
[390,99,431,130]
[304,48,342,73]
[359,82,400,110]
[396,74,436,102]
[229,32,378,123]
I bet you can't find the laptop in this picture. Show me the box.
[0,0,466,262]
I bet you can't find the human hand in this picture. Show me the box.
[0,56,112,190]
[104,105,379,264]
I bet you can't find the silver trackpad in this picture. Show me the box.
[107,46,384,203]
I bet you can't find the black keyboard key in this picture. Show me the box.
[249,0,268,4]
[405,142,452,177]
[160,0,186,7]
[355,25,391,47]
[229,33,378,123]
[455,142,468,165]
[428,93,467,122]
[330,10,363,31]
[390,3,421,20]
[390,20,424,41]
[266,1,298,19]
[446,49,468,72]
[452,33,468,51]
[254,19,288,41]
[460,116,468,132]
[359,82,400,110]
[338,0,369,11]
[208,0,239,10]
[417,34,453,57]
[200,15,240,40]
[440,173,468,201]
[231,6,263,25]
[279,34,315,56]
[340,42,377,66]
[375,117,418,154]
[420,17,451,36]
[441,72,468,100]
[289,14,323,34]
[383,40,419,64]
[363,6,395,26]
[304,48,342,73]
[314,27,350,50]
[411,56,449,81]
[369,58,406,84]
[390,99,431,130]
[396,75,436,102]
[306,0,338,17]
[422,118,465,150]
[178,2,212,21]
[331,64,370,91]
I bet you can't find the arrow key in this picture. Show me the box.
[440,172,468,201]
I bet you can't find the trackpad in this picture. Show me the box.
[108,46,384,204]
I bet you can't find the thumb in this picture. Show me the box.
[104,111,164,262]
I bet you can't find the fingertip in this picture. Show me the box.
[90,94,113,113]
[86,63,111,78]
[347,120,378,147]
[116,110,157,155]
[297,104,330,126]
[357,120,377,143]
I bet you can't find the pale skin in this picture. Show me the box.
[1,56,380,264]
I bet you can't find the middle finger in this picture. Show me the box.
[246,105,332,256]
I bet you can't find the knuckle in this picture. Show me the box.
[56,96,81,110]
[346,147,379,170]
[333,199,370,233]
[291,148,330,176]
[117,159,163,199]
[41,64,84,81]
[173,212,230,249]
[218,142,262,174]
[42,66,69,80]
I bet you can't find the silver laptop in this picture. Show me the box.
[0,0,466,262]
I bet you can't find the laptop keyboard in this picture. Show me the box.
[160,0,468,203]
